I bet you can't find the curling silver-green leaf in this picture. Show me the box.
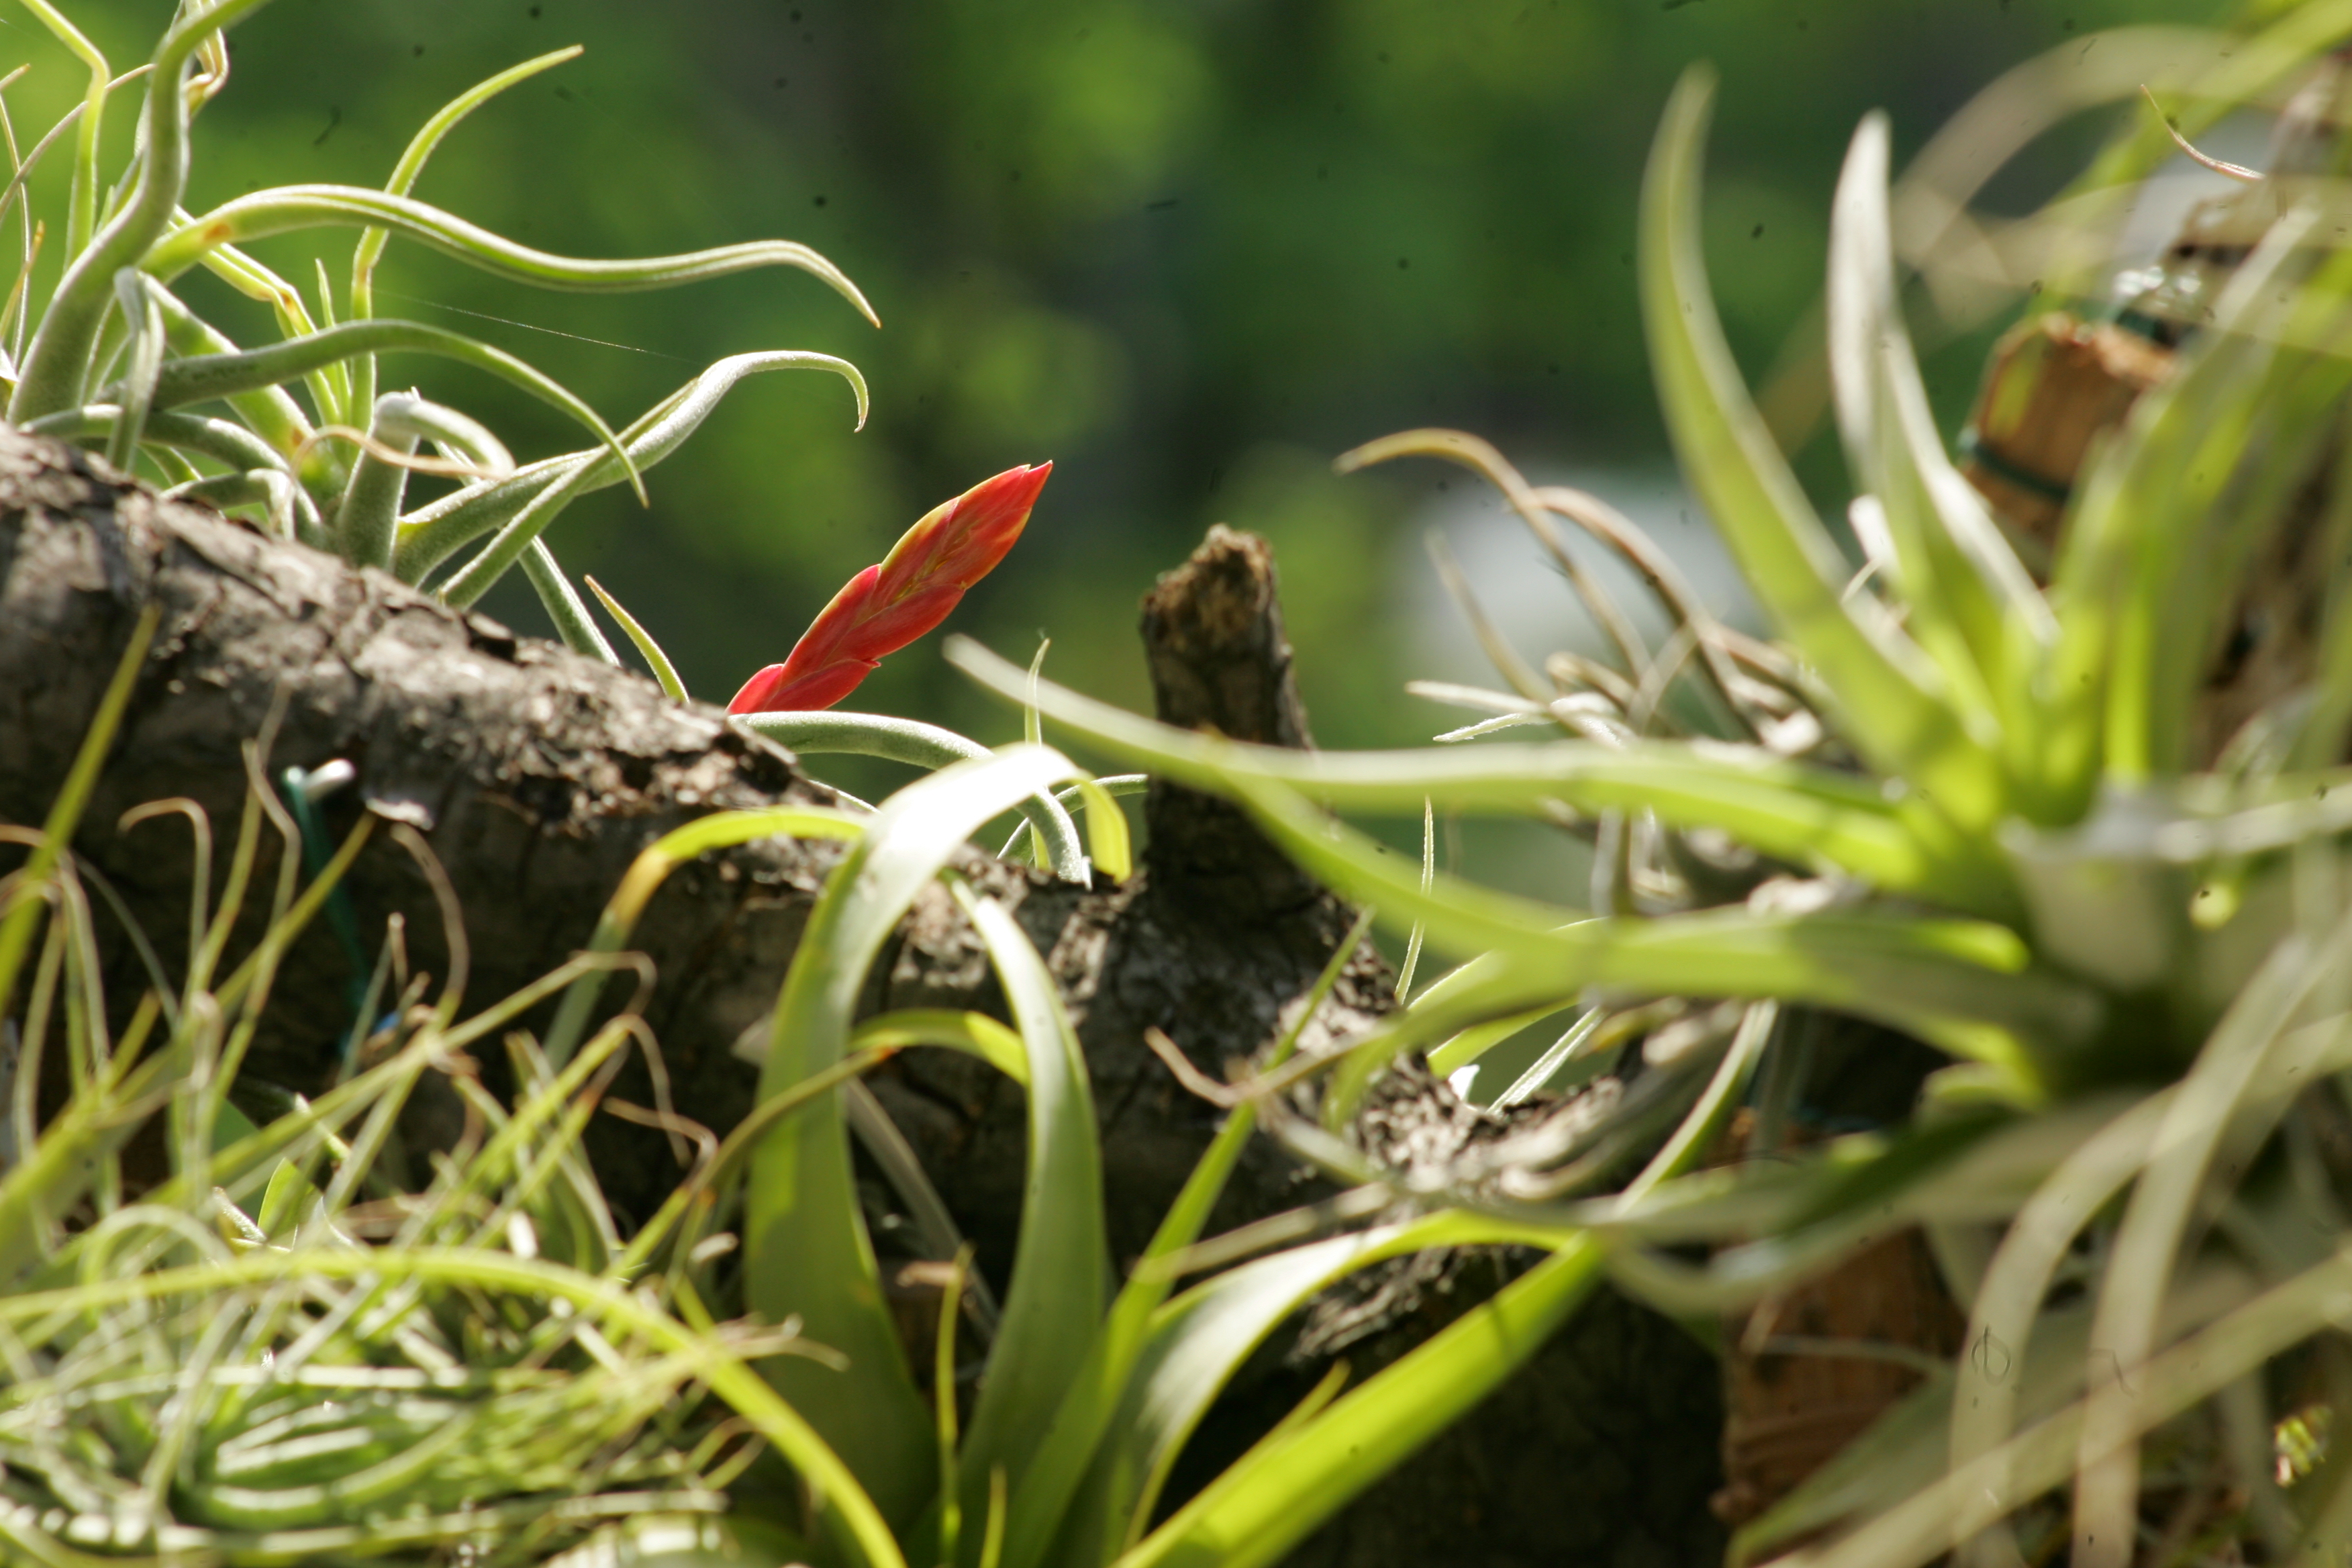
[394,350,868,583]
[145,183,879,324]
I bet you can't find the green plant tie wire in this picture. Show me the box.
[278,763,374,1059]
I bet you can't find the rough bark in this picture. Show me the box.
[0,426,1723,1565]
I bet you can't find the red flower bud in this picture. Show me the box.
[728,462,1051,715]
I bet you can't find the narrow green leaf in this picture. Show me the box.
[845,1009,1030,1085]
[947,638,2018,919]
[162,468,309,540]
[350,45,585,418]
[949,884,1108,1542]
[1828,113,2050,745]
[1396,797,1434,1001]
[330,393,424,569]
[999,775,1144,867]
[1023,640,1052,869]
[1422,1002,1565,1079]
[1323,949,1603,1120]
[0,1248,911,1568]
[433,444,624,609]
[13,0,107,260]
[523,539,621,665]
[189,220,346,429]
[0,605,154,1029]
[1071,776,1132,883]
[584,575,688,700]
[1116,1003,1787,1568]
[1790,1242,2352,1568]
[544,805,866,1071]
[999,912,1371,1568]
[1640,68,2005,831]
[744,746,1089,1527]
[2079,215,2349,791]
[1067,1211,1574,1568]
[734,712,1087,883]
[142,277,315,461]
[103,269,163,472]
[2074,917,2352,1560]
[1223,766,2094,1081]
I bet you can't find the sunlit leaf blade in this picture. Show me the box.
[542,805,867,1071]
[144,183,879,324]
[1071,776,1132,882]
[946,637,2019,920]
[13,0,108,260]
[735,710,1088,883]
[1048,1210,1560,1568]
[1827,114,2049,734]
[948,886,1109,1538]
[744,746,1088,1527]
[524,539,621,665]
[1321,950,1608,1120]
[585,575,688,700]
[1228,765,2092,1081]
[1640,67,2005,831]
[997,912,1371,1568]
[1001,775,1144,871]
[842,1008,1030,1085]
[395,350,869,583]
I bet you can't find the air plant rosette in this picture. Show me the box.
[946,17,2352,1566]
[0,0,872,672]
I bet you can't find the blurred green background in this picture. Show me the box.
[20,0,2215,880]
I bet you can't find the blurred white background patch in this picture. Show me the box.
[1396,464,1760,693]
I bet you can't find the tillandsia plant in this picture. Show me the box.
[938,9,2352,1565]
[0,0,871,663]
[0,638,1616,1568]
[0,623,892,1568]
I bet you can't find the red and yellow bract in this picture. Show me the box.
[728,462,1052,714]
